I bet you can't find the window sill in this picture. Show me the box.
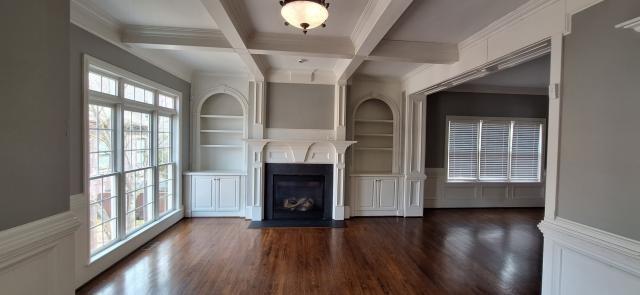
[89,209,183,265]
[446,180,543,184]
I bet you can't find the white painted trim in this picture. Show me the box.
[539,218,640,295]
[265,128,336,140]
[0,211,79,295]
[446,84,548,96]
[0,212,79,267]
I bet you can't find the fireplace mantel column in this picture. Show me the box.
[247,141,268,220]
[331,142,355,220]
[334,83,347,140]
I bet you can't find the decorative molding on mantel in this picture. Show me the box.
[246,138,356,164]
[615,16,640,33]
[265,128,335,141]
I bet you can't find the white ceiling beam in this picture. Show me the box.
[367,40,458,64]
[248,33,354,59]
[200,0,266,80]
[334,0,414,83]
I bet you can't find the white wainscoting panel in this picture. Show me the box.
[424,168,545,208]
[0,211,79,295]
[539,218,640,295]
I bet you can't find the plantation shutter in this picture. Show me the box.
[447,120,479,180]
[511,122,543,181]
[479,121,510,181]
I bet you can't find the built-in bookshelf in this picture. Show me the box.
[352,99,395,174]
[198,93,245,172]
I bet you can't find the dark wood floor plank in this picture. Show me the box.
[77,208,543,295]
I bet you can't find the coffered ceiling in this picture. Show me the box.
[73,0,534,83]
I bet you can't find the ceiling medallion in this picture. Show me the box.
[279,0,330,35]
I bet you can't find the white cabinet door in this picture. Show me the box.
[192,176,214,211]
[216,176,240,211]
[378,178,397,210]
[355,178,376,210]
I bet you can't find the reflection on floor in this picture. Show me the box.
[77,208,544,295]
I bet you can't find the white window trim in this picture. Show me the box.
[82,54,183,262]
[445,115,546,184]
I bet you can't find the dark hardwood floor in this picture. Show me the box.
[77,208,544,295]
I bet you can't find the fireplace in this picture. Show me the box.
[265,164,333,220]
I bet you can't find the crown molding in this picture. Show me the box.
[615,16,640,33]
[122,25,233,51]
[70,0,193,82]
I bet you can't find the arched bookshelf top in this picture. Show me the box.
[201,93,244,116]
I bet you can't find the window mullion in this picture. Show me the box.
[153,110,160,220]
[116,101,126,244]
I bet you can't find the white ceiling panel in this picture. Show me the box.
[145,49,248,76]
[87,0,218,29]
[264,55,346,71]
[386,0,528,43]
[243,0,370,37]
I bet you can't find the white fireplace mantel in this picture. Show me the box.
[244,138,356,221]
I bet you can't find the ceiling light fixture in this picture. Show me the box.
[279,0,329,35]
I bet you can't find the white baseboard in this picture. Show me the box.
[71,193,184,288]
[539,218,640,295]
[0,211,79,295]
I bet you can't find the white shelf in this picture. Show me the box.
[200,129,243,134]
[355,119,394,123]
[200,144,243,148]
[200,115,243,119]
[355,147,393,151]
[355,133,393,137]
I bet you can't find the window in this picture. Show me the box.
[124,83,154,104]
[447,117,544,183]
[88,72,117,96]
[88,104,118,253]
[158,116,174,215]
[85,57,179,256]
[159,94,176,109]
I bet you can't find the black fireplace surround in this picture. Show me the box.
[265,164,333,221]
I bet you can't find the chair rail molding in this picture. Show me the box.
[0,211,79,295]
[539,218,640,295]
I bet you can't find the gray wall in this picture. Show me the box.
[426,91,548,168]
[266,83,334,129]
[0,0,70,230]
[557,0,640,240]
[70,25,191,195]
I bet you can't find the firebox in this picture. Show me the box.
[265,164,333,220]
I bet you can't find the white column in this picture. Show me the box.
[246,141,267,220]
[402,93,427,217]
[331,142,355,220]
[250,80,266,139]
[334,83,347,140]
